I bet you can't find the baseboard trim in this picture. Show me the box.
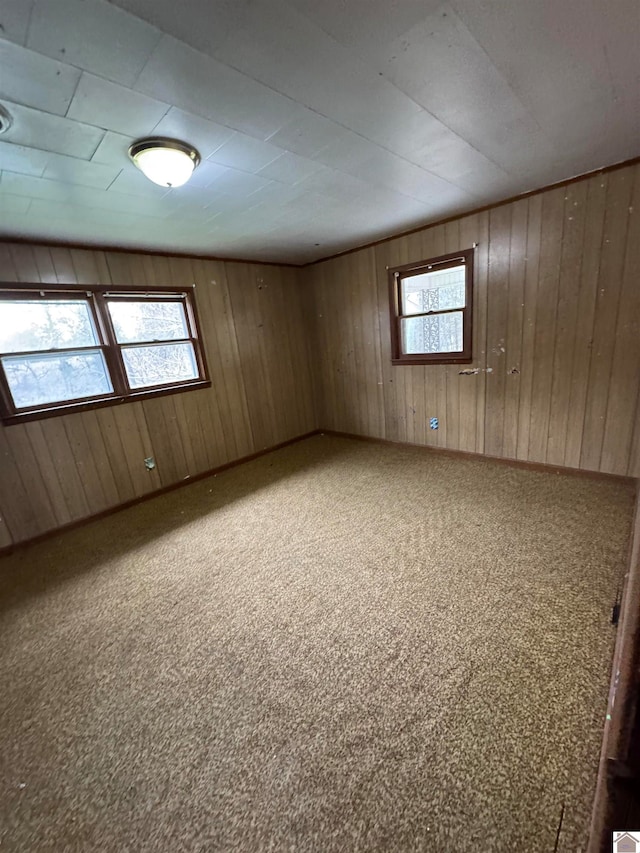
[0,429,321,556]
[3,427,635,556]
[319,429,638,487]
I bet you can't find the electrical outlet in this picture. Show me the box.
[429,417,439,430]
[144,457,156,470]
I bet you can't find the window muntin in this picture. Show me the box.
[105,295,199,391]
[388,249,474,365]
[0,286,209,423]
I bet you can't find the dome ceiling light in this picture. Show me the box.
[0,104,13,135]
[128,137,201,188]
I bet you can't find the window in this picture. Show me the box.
[388,248,474,364]
[0,285,209,423]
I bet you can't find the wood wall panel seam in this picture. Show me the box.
[579,171,634,471]
[599,168,640,476]
[2,163,639,541]
[593,170,635,473]
[308,162,640,479]
[0,430,322,553]
[0,244,317,544]
[564,177,607,470]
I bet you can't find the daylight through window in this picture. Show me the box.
[0,286,209,422]
[388,249,474,365]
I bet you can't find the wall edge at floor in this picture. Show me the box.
[0,429,322,557]
[317,427,640,851]
[319,429,639,486]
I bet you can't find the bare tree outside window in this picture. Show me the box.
[0,287,209,423]
[106,299,198,390]
[0,300,112,408]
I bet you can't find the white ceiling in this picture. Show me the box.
[0,0,638,264]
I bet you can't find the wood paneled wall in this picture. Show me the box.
[308,162,640,477]
[2,161,639,547]
[0,243,316,547]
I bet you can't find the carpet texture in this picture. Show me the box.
[0,435,635,852]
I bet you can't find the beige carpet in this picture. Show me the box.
[0,435,635,852]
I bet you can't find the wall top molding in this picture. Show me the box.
[310,153,640,266]
[2,154,639,271]
[0,238,302,270]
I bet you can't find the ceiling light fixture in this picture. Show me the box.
[0,104,13,135]
[128,137,201,188]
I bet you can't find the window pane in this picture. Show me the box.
[2,350,112,408]
[0,300,98,353]
[401,265,465,316]
[107,300,189,344]
[401,312,464,354]
[121,342,198,389]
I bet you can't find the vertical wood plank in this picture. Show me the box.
[472,212,490,455]
[8,244,38,282]
[227,262,275,449]
[564,176,608,469]
[32,246,58,284]
[198,258,254,458]
[189,258,240,462]
[527,186,565,462]
[600,170,640,474]
[580,169,635,471]
[94,407,136,504]
[60,414,109,516]
[142,395,190,486]
[50,248,77,284]
[80,410,122,508]
[364,249,385,439]
[502,199,528,459]
[516,196,543,460]
[34,417,91,521]
[3,425,58,533]
[457,213,482,453]
[70,248,107,285]
[444,219,461,451]
[546,181,589,465]
[23,421,73,528]
[484,205,512,457]
[374,239,405,443]
[0,514,12,549]
[0,428,41,541]
[0,244,20,280]
[111,403,161,497]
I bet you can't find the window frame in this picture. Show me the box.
[0,283,210,425]
[388,248,474,365]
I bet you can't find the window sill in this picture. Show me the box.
[1,379,212,425]
[391,355,473,366]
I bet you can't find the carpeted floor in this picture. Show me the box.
[0,435,635,852]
